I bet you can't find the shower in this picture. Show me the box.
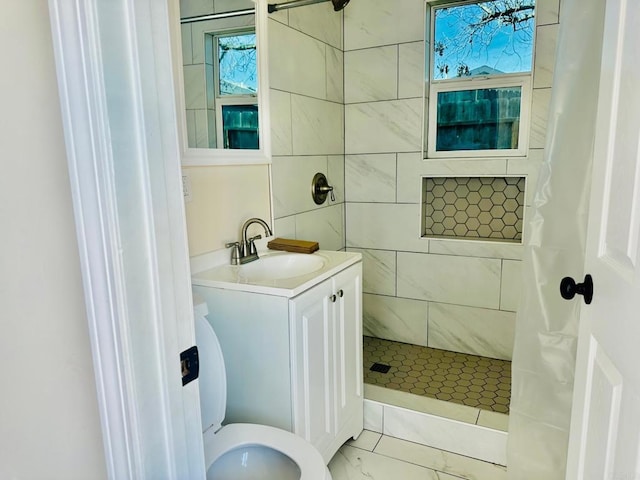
[268,0,350,14]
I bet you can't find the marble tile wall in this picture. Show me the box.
[268,2,346,250]
[343,0,560,360]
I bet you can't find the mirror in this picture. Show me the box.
[171,0,271,165]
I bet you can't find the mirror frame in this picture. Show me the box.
[169,0,271,166]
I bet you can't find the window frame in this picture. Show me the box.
[425,0,535,159]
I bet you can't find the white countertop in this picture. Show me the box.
[191,249,362,298]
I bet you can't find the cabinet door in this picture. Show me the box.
[332,264,363,432]
[289,278,335,454]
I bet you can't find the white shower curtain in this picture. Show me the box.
[507,0,606,478]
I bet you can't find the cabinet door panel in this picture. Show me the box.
[290,280,334,452]
[333,264,363,430]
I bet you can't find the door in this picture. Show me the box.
[332,264,363,432]
[290,278,335,455]
[565,0,640,478]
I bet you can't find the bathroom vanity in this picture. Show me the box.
[191,250,363,464]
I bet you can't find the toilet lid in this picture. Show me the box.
[194,307,226,432]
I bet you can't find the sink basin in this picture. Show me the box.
[238,253,326,282]
[191,250,361,297]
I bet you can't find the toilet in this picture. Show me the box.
[194,299,332,480]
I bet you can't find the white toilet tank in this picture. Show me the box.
[193,299,227,433]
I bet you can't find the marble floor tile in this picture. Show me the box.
[346,429,382,451]
[328,445,442,480]
[373,435,507,480]
[330,436,501,480]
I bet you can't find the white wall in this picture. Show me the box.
[0,2,107,478]
[183,164,271,255]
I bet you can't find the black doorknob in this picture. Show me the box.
[560,274,593,305]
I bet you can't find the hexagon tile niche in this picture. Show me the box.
[422,176,525,242]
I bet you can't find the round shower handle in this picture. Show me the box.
[560,274,593,305]
[311,172,335,205]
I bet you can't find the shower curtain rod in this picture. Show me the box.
[180,8,254,24]
[268,0,329,13]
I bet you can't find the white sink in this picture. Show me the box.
[238,253,326,282]
[191,250,361,297]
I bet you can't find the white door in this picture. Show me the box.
[565,0,640,478]
[290,278,335,456]
[332,264,363,432]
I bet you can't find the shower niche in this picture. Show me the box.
[421,176,526,242]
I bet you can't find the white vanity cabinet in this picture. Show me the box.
[290,264,362,461]
[192,256,363,464]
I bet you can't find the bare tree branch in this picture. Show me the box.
[433,0,535,79]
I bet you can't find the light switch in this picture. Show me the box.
[182,174,192,203]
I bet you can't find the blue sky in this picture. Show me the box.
[433,0,535,79]
[218,33,258,93]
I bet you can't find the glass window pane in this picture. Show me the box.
[433,0,535,80]
[436,86,522,151]
[221,104,259,150]
[218,33,257,96]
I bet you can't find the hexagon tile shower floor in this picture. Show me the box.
[363,336,511,414]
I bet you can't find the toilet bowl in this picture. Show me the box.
[194,299,332,480]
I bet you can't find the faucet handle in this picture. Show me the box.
[225,242,241,265]
[247,235,262,255]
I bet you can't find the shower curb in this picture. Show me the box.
[363,398,508,466]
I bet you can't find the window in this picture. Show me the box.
[206,30,259,149]
[426,0,536,158]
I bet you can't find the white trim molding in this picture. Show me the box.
[47,0,205,478]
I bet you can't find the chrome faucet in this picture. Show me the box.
[226,217,273,265]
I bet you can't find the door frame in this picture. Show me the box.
[47,0,204,478]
